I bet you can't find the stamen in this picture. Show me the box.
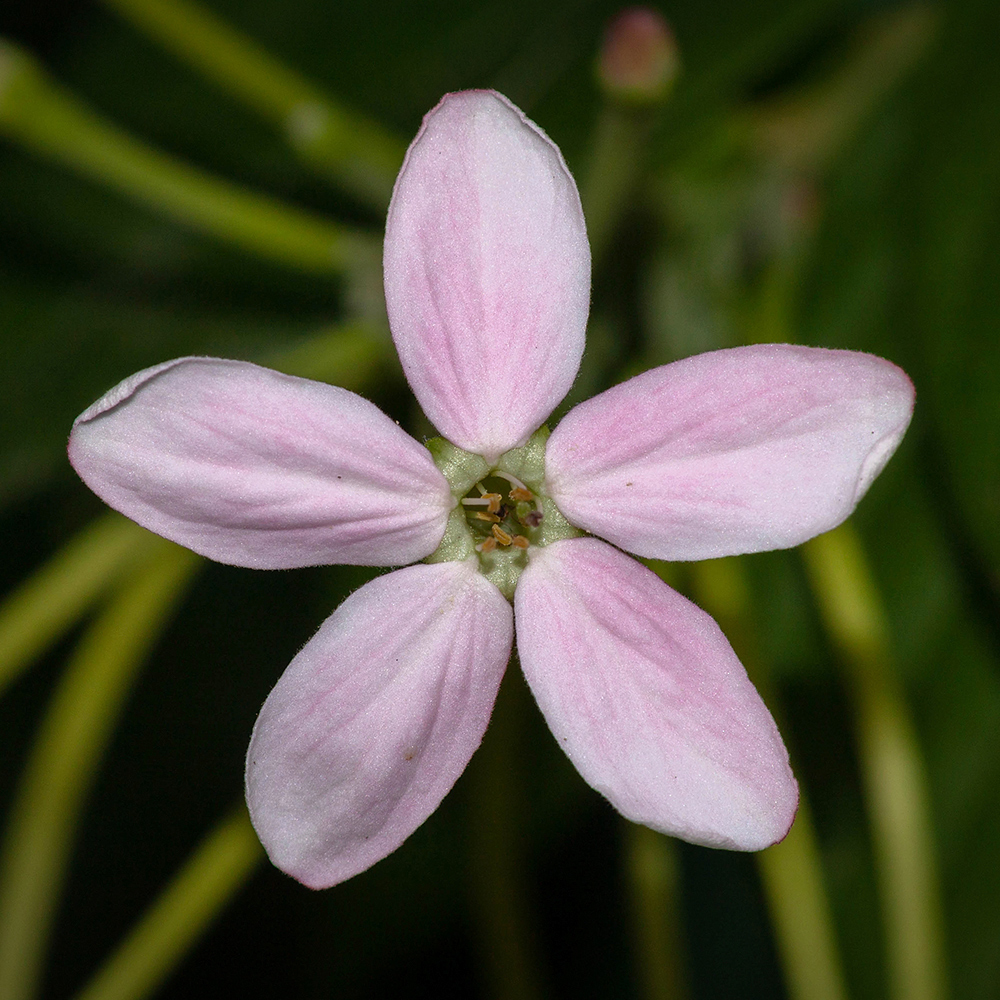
[477,537,498,554]
[511,535,530,549]
[494,471,543,524]
[461,493,502,513]
[474,512,501,523]
[493,471,527,490]
[492,525,513,546]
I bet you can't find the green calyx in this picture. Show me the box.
[425,427,582,600]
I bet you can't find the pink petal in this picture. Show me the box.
[515,538,797,850]
[384,90,591,463]
[69,358,452,569]
[245,560,512,889]
[546,346,914,560]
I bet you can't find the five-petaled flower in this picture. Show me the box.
[69,90,914,890]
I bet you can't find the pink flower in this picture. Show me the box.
[69,91,914,890]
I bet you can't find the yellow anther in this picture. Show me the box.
[492,524,513,546]
[477,537,498,554]
[509,487,533,502]
[474,512,501,523]
[511,535,530,549]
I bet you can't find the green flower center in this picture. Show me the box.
[425,426,581,599]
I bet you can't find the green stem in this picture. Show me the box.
[802,525,948,1000]
[624,823,688,1000]
[98,0,404,207]
[72,806,262,1000]
[757,806,850,1000]
[690,557,849,1000]
[0,546,199,1000]
[581,104,659,268]
[466,669,548,1000]
[0,39,372,273]
[0,515,164,701]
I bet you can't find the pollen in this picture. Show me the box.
[492,524,513,546]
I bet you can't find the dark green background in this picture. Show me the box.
[1,0,998,997]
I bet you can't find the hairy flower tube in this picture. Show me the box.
[69,90,914,890]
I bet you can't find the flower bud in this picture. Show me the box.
[598,7,680,103]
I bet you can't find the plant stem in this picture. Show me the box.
[0,39,372,273]
[581,105,657,266]
[624,823,688,1000]
[71,806,262,1000]
[99,0,404,207]
[691,556,849,1000]
[466,668,548,1000]
[0,515,163,701]
[757,805,849,1000]
[802,524,948,1000]
[0,546,198,1000]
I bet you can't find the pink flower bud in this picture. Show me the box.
[598,7,680,102]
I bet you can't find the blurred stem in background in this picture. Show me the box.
[0,320,391,707]
[585,17,692,998]
[0,516,161,700]
[0,319,394,1000]
[727,13,946,991]
[803,527,948,1000]
[625,824,689,1000]
[582,7,680,267]
[71,806,262,1000]
[0,545,199,1000]
[690,558,849,1000]
[466,667,548,1000]
[98,0,404,209]
[0,38,373,273]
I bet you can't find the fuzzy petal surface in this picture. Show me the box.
[246,559,512,889]
[384,90,590,462]
[69,357,453,569]
[515,538,797,850]
[546,345,914,560]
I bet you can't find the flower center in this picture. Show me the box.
[460,471,541,554]
[425,427,581,599]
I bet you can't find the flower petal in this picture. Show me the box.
[546,346,914,560]
[384,90,591,463]
[245,560,512,889]
[515,538,797,850]
[69,357,453,569]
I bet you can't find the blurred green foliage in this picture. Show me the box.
[1,0,998,998]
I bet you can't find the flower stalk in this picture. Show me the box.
[0,515,162,700]
[802,524,948,1000]
[71,806,262,1000]
[98,0,404,208]
[691,557,849,1000]
[0,546,198,1000]
[466,670,548,1000]
[583,8,679,264]
[0,39,370,273]
[625,823,689,1000]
